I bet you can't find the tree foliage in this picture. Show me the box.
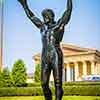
[34,64,40,82]
[0,68,12,87]
[12,59,27,87]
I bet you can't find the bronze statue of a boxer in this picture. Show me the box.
[18,0,72,99]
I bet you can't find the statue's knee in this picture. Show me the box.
[41,81,48,88]
[55,79,61,87]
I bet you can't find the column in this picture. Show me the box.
[96,63,100,75]
[91,61,96,75]
[74,62,79,81]
[65,68,67,81]
[83,61,87,76]
[64,63,67,81]
[67,63,71,82]
[95,63,98,75]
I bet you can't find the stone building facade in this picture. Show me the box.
[33,43,100,82]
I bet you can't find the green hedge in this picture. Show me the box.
[63,81,100,86]
[0,87,43,96]
[0,82,100,96]
[27,82,100,87]
[63,86,100,96]
[27,83,41,87]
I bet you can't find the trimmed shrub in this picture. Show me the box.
[63,81,100,86]
[0,82,100,96]
[0,87,43,97]
[11,60,27,87]
[63,85,100,96]
[34,64,40,82]
[0,68,13,87]
[27,82,41,87]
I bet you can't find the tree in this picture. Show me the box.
[12,59,27,87]
[0,68,12,87]
[34,64,40,82]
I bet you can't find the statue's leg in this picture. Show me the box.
[41,63,52,100]
[52,54,63,100]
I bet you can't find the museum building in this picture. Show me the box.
[33,43,100,82]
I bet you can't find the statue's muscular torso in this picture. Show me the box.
[40,23,64,66]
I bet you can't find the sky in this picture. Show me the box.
[2,0,100,73]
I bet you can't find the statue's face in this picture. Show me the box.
[42,9,55,25]
[43,15,52,25]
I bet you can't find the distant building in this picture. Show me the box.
[33,43,100,82]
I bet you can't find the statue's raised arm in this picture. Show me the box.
[57,0,72,27]
[18,0,43,29]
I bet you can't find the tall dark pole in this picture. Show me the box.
[0,0,4,70]
[65,68,67,81]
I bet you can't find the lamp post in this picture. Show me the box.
[0,0,4,70]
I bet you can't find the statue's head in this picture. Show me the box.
[42,9,55,25]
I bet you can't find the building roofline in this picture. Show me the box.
[61,43,97,52]
[33,43,100,59]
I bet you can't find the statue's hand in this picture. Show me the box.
[18,0,27,7]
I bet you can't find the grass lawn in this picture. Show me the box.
[0,96,100,100]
